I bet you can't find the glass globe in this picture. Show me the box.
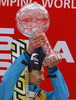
[16,3,50,37]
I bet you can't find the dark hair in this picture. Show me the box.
[28,64,32,72]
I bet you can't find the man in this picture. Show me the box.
[0,34,69,100]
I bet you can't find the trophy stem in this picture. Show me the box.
[42,33,62,66]
[42,33,53,66]
[42,33,53,55]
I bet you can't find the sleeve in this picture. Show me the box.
[0,51,31,100]
[43,66,69,100]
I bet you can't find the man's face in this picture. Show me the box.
[29,66,45,86]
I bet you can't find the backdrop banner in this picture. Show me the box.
[0,0,76,99]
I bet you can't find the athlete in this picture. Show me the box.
[0,34,69,100]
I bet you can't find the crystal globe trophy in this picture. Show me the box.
[16,3,62,66]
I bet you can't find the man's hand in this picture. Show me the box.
[47,52,62,68]
[27,34,46,55]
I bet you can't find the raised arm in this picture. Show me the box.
[0,34,46,100]
[43,52,69,100]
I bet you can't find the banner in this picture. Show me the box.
[0,0,76,99]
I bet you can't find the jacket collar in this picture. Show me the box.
[29,84,41,93]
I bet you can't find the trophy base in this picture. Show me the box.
[43,51,62,66]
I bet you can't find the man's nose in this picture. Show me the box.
[41,74,45,81]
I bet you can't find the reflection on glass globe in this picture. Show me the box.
[16,3,50,37]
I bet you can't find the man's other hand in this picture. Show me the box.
[47,52,62,68]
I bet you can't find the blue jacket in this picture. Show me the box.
[0,51,69,100]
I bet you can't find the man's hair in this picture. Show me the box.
[28,64,32,72]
